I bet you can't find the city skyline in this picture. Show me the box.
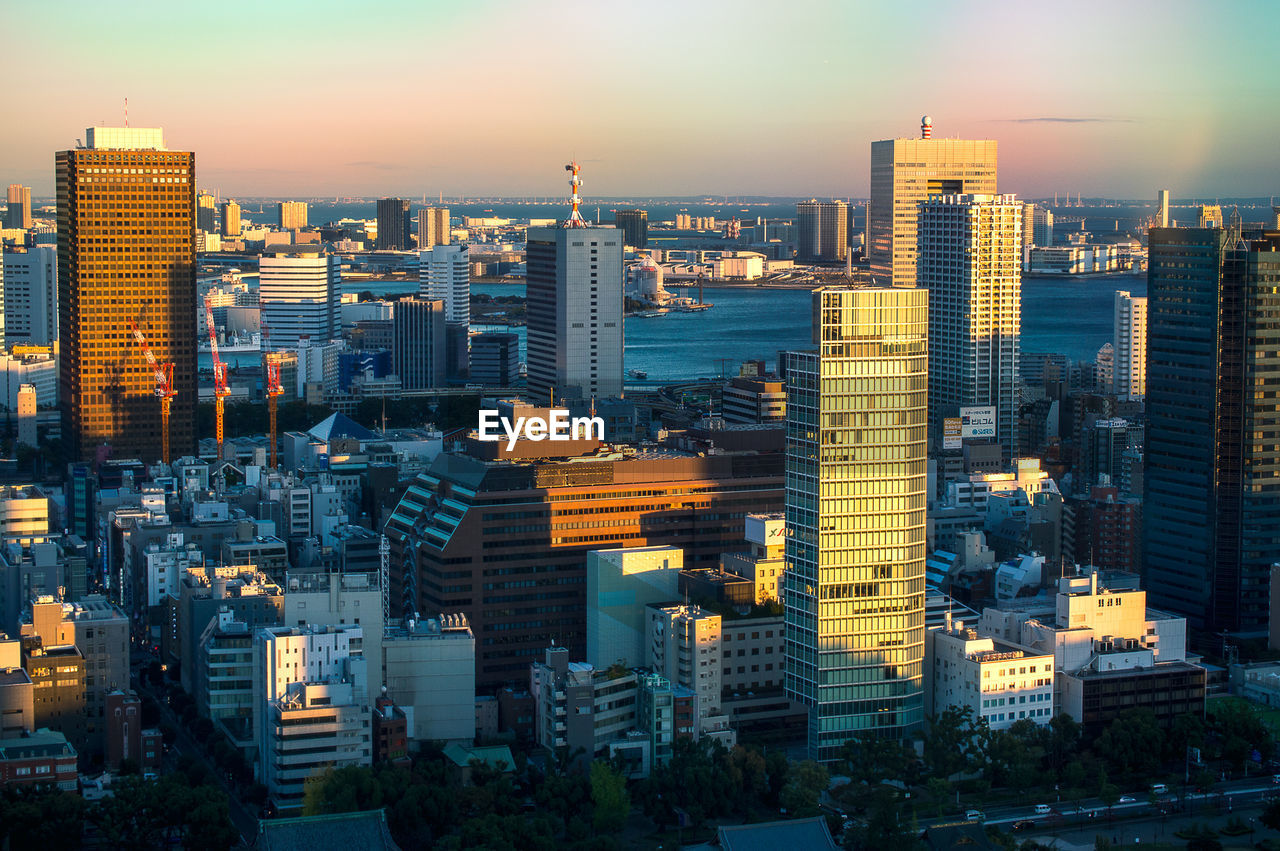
[4,0,1278,199]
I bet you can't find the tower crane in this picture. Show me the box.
[129,321,176,465]
[204,296,231,459]
[262,319,283,468]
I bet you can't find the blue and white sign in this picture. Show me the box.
[960,406,996,439]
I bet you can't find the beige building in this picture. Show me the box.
[1113,291,1147,401]
[0,486,50,544]
[277,201,308,230]
[720,513,786,603]
[645,604,722,717]
[927,615,1055,730]
[381,614,475,744]
[868,118,998,287]
[417,207,450,248]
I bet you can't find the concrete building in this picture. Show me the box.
[796,201,848,263]
[919,193,1022,458]
[259,248,340,348]
[277,201,308,230]
[0,665,34,738]
[1113,290,1147,401]
[784,286,929,760]
[525,223,624,405]
[720,513,786,604]
[469,332,520,386]
[58,126,196,462]
[0,350,57,413]
[927,615,1054,729]
[104,690,160,771]
[167,564,284,692]
[284,570,384,697]
[586,546,682,670]
[416,207,450,249]
[220,200,241,237]
[0,486,51,544]
[613,209,648,248]
[376,198,411,250]
[868,117,998,287]
[16,385,36,447]
[1157,189,1170,229]
[381,613,475,744]
[645,604,722,718]
[254,624,370,810]
[391,297,446,389]
[22,643,86,754]
[0,729,77,791]
[419,245,470,326]
[5,184,32,230]
[721,376,785,425]
[1145,228,1280,634]
[3,246,57,346]
[531,646,638,765]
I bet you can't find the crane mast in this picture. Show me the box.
[204,296,231,459]
[130,321,176,464]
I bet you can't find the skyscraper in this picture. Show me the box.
[3,246,58,346]
[525,163,623,405]
[918,193,1021,458]
[57,126,196,462]
[392,297,446,389]
[6,184,32,229]
[1157,189,1170,229]
[784,286,928,761]
[220,200,240,237]
[416,207,450,248]
[420,244,471,380]
[1032,206,1054,247]
[868,116,998,287]
[259,247,340,348]
[1112,290,1147,401]
[196,193,216,234]
[613,209,648,248]
[1145,227,1280,633]
[1199,205,1224,228]
[277,201,308,230]
[796,200,848,263]
[376,198,411,250]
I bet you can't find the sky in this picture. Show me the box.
[3,0,1278,200]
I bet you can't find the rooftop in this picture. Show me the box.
[256,810,399,851]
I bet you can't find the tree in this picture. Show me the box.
[1095,708,1163,778]
[780,760,829,818]
[1261,797,1280,831]
[1096,767,1119,810]
[590,761,628,834]
[923,706,990,779]
[0,787,87,851]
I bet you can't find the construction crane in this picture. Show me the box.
[204,296,231,459]
[265,354,283,468]
[129,321,176,465]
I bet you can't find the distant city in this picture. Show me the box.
[2,58,1280,851]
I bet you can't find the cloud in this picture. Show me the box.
[343,161,405,171]
[991,117,1135,124]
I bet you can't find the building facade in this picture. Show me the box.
[277,201,308,230]
[796,200,848,264]
[57,126,196,462]
[784,286,929,760]
[391,297,445,389]
[1113,290,1147,401]
[918,193,1022,458]
[376,198,411,250]
[3,247,57,346]
[470,332,520,386]
[259,248,340,348]
[5,184,32,230]
[868,121,998,287]
[613,209,648,248]
[416,207,450,249]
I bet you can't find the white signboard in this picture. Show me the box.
[960,406,996,440]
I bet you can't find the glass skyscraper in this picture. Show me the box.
[784,286,929,761]
[1145,226,1280,634]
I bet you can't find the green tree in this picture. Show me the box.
[0,787,87,851]
[780,759,829,817]
[1095,708,1163,778]
[1261,797,1280,831]
[590,761,629,835]
[923,706,990,779]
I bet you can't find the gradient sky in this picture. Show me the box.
[4,0,1278,199]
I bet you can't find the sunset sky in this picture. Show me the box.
[4,0,1277,200]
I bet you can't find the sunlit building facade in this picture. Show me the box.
[784,286,928,761]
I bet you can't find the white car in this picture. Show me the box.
[1118,796,1136,804]
[965,809,985,822]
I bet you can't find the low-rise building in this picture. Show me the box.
[0,729,77,791]
[927,615,1055,729]
[721,376,785,425]
[381,613,475,745]
[720,513,786,604]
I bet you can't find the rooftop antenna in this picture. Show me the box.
[563,161,587,228]
[124,97,128,128]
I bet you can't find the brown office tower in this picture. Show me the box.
[385,420,784,688]
[57,127,197,463]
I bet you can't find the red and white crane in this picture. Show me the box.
[204,296,231,458]
[130,320,176,465]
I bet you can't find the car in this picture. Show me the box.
[1151,783,1168,795]
[965,809,985,822]
[1034,804,1052,815]
[1118,796,1136,803]
[1012,820,1036,831]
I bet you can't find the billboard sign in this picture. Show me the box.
[943,417,962,449]
[960,406,996,439]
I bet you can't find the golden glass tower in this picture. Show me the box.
[868,117,997,287]
[57,127,196,463]
[784,286,928,760]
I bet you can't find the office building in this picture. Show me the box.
[420,245,470,379]
[1031,206,1054,248]
[1112,291,1147,400]
[391,297,445,389]
[1157,189,1170,229]
[277,201,308,230]
[613,209,648,248]
[796,200,848,263]
[469,332,520,386]
[5,185,32,230]
[416,207,449,249]
[16,385,36,447]
[386,437,784,688]
[927,616,1054,730]
[381,614,475,744]
[721,375,786,424]
[0,730,77,791]
[254,624,370,810]
[784,286,929,760]
[3,247,57,346]
[868,117,998,287]
[57,126,196,463]
[720,513,786,604]
[0,665,34,738]
[376,198,411,250]
[197,193,216,234]
[220,200,240,237]
[1145,227,1280,634]
[1198,205,1223,228]
[526,210,624,405]
[259,247,339,348]
[918,194,1022,458]
[645,603,722,718]
[531,647,638,764]
[283,570,384,697]
[586,546,682,670]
